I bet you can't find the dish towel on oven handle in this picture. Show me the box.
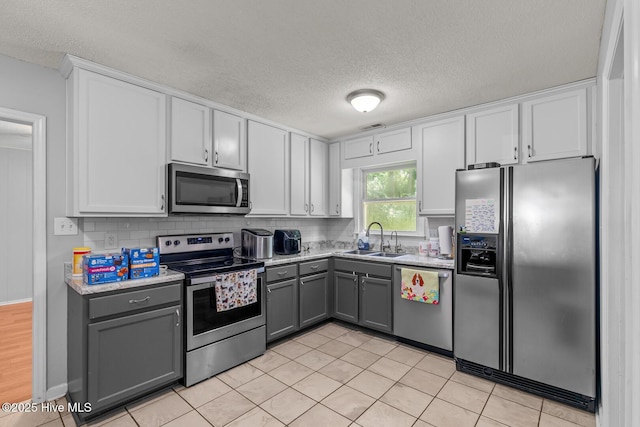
[215,269,258,312]
[400,268,439,304]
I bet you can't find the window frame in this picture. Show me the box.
[357,162,425,238]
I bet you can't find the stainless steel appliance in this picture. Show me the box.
[393,266,453,353]
[167,163,250,215]
[241,228,273,259]
[158,233,265,387]
[454,157,597,411]
[273,229,301,255]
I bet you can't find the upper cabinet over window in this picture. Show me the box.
[66,66,167,216]
[521,87,588,163]
[170,97,211,166]
[342,127,413,168]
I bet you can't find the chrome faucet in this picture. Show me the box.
[366,222,390,252]
[390,231,402,253]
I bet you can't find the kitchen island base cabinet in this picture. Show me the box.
[67,281,182,423]
[333,260,393,333]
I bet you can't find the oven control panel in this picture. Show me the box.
[158,233,234,254]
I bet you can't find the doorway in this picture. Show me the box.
[0,120,33,403]
[0,108,46,403]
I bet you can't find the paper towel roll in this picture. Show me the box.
[438,226,453,256]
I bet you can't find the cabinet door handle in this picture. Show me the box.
[377,141,380,152]
[204,149,209,162]
[249,201,252,210]
[175,308,180,327]
[352,276,357,283]
[161,194,165,211]
[304,203,309,212]
[215,151,219,164]
[277,271,288,277]
[369,142,373,154]
[336,204,340,214]
[310,204,314,213]
[527,144,532,158]
[267,287,272,293]
[129,296,150,304]
[418,200,422,211]
[300,281,304,287]
[514,146,518,160]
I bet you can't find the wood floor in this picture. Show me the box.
[0,301,32,403]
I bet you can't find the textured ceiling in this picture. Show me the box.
[0,1,606,139]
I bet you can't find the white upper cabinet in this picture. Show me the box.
[213,110,246,171]
[170,97,211,166]
[309,138,328,216]
[329,143,353,217]
[290,133,309,216]
[67,68,167,216]
[375,127,412,154]
[414,116,465,216]
[521,88,588,163]
[247,121,289,215]
[466,104,519,166]
[290,134,328,216]
[342,127,412,166]
[343,135,374,160]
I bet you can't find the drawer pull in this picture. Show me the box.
[310,265,319,270]
[277,271,288,277]
[129,296,150,304]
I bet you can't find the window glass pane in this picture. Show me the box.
[365,167,416,200]
[363,200,416,232]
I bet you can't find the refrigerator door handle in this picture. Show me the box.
[503,166,514,373]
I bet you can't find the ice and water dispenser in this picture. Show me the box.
[457,234,499,278]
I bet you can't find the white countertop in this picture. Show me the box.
[263,249,455,270]
[66,270,185,295]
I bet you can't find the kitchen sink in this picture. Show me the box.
[368,252,406,258]
[342,249,381,255]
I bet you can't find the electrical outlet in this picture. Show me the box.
[54,217,78,235]
[104,232,118,249]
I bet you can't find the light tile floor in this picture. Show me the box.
[0,321,597,427]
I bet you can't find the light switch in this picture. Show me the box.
[54,217,78,235]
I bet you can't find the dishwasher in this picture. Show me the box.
[393,265,453,353]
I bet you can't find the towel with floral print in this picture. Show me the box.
[400,268,439,304]
[215,269,258,312]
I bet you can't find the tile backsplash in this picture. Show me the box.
[81,216,454,254]
[82,216,338,251]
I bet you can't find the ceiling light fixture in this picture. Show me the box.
[347,89,385,113]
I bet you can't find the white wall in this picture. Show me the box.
[0,139,33,303]
[0,54,80,397]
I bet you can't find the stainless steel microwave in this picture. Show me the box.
[168,163,250,215]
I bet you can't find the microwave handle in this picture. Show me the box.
[236,179,243,207]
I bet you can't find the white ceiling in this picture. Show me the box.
[0,1,606,139]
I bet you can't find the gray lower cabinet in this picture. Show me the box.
[266,263,299,342]
[360,275,393,332]
[333,271,358,322]
[67,281,183,422]
[333,259,393,333]
[299,272,329,327]
[266,278,298,341]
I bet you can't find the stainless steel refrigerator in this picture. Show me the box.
[454,157,597,412]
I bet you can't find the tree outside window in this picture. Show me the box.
[363,164,417,232]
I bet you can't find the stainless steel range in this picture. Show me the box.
[158,233,266,387]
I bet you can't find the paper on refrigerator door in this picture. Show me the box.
[465,199,498,233]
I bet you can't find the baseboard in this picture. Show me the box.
[0,298,33,307]
[46,383,68,402]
